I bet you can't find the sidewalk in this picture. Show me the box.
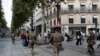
[12,38,100,56]
[10,38,51,56]
[1,37,100,56]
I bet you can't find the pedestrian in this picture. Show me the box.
[47,29,51,40]
[97,33,100,48]
[37,33,42,43]
[65,32,71,42]
[28,29,36,54]
[26,30,29,40]
[71,31,74,41]
[76,31,82,46]
[24,30,29,47]
[87,28,95,55]
[50,28,64,56]
[44,32,48,42]
[20,30,26,46]
[11,32,15,44]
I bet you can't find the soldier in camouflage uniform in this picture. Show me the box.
[87,29,95,55]
[50,29,64,56]
[28,29,36,54]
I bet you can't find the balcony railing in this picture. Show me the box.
[92,10,98,13]
[68,10,74,13]
[61,9,100,14]
[80,9,86,13]
[79,0,87,1]
[43,8,100,20]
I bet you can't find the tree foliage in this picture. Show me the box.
[0,0,7,29]
[11,0,38,31]
[11,0,65,31]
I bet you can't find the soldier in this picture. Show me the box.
[28,29,36,54]
[87,28,95,55]
[50,28,64,56]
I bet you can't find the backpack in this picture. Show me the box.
[52,33,64,42]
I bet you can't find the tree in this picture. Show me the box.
[0,0,7,29]
[21,0,38,29]
[11,0,38,31]
[38,0,65,42]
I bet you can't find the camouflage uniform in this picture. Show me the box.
[87,31,95,55]
[28,31,36,49]
[50,31,64,56]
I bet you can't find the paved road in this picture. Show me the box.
[36,40,100,56]
[0,37,100,56]
[0,37,32,56]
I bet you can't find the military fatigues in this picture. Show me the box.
[50,32,64,56]
[28,31,36,49]
[87,32,95,55]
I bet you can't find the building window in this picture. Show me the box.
[92,4,97,12]
[81,18,85,23]
[68,5,74,12]
[93,17,97,23]
[69,18,73,23]
[80,4,85,12]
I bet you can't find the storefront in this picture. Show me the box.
[68,24,86,36]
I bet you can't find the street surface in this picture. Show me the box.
[0,37,100,56]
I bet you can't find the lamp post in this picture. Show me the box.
[45,0,51,32]
[55,0,60,20]
[53,0,61,32]
[94,18,98,40]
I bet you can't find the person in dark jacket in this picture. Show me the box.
[11,32,15,44]
[65,32,71,42]
[76,31,82,46]
[97,33,100,48]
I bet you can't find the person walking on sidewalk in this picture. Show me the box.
[76,31,82,46]
[87,29,96,55]
[97,32,100,48]
[28,29,36,54]
[47,29,51,39]
[20,30,27,46]
[65,32,71,42]
[11,32,15,44]
[50,28,64,56]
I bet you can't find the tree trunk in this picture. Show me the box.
[31,11,34,30]
[41,3,45,43]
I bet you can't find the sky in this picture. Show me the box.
[2,0,12,27]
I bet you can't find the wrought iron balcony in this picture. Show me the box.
[92,10,98,13]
